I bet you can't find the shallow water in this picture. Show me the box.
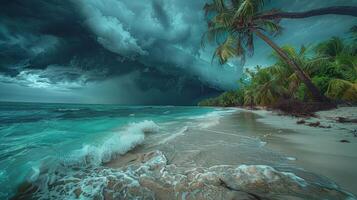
[0,102,355,199]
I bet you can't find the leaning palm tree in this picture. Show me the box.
[270,46,309,96]
[203,0,328,101]
[204,0,357,101]
[256,6,357,20]
[351,26,357,42]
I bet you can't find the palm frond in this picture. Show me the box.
[202,25,230,46]
[234,0,265,19]
[204,0,227,16]
[259,20,282,36]
[213,35,238,64]
[350,25,357,42]
[326,79,357,102]
[315,37,345,58]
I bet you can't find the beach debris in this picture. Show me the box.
[319,124,332,129]
[308,121,320,127]
[306,121,331,128]
[296,118,333,128]
[296,119,306,124]
[336,117,357,123]
[340,139,351,143]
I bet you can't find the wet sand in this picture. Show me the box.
[108,108,357,196]
[108,111,288,169]
[252,107,357,195]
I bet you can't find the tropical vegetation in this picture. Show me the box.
[199,33,357,107]
[200,0,357,109]
[202,0,357,102]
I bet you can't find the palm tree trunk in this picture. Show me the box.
[256,6,357,20]
[254,30,328,102]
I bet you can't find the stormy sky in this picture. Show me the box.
[0,0,356,105]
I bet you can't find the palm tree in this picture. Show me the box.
[270,46,309,96]
[204,0,326,101]
[203,0,328,101]
[315,37,346,58]
[351,25,357,42]
[252,67,287,106]
[313,35,357,102]
[256,6,357,20]
[314,36,357,81]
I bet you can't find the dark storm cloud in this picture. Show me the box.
[0,0,239,104]
[0,0,146,78]
[0,0,356,104]
[152,0,171,30]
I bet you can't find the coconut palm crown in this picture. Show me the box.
[203,0,332,102]
[203,0,281,64]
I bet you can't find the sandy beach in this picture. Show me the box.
[105,107,357,198]
[252,107,357,194]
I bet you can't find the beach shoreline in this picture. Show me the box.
[12,106,357,199]
[106,106,357,197]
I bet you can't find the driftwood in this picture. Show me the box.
[336,117,357,123]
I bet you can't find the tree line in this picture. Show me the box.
[199,0,357,109]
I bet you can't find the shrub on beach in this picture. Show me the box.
[272,98,336,116]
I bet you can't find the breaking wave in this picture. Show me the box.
[24,120,160,189]
[62,120,160,167]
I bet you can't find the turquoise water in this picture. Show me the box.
[0,102,216,199]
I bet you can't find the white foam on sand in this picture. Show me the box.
[193,108,237,129]
[29,151,355,200]
[157,126,189,145]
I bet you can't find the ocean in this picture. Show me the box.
[0,102,228,199]
[0,102,355,199]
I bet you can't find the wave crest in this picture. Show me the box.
[64,120,160,167]
[24,120,160,188]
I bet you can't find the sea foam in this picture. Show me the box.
[27,151,355,200]
[24,120,160,189]
[191,109,237,128]
[63,120,160,167]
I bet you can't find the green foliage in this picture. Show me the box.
[312,76,331,94]
[326,79,357,101]
[295,84,309,101]
[350,25,357,42]
[202,0,281,65]
[198,90,245,107]
[315,37,345,58]
[199,31,357,107]
[213,36,239,64]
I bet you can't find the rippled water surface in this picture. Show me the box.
[0,102,217,199]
